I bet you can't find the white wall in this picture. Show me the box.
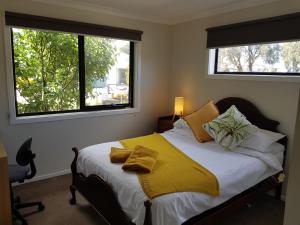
[284,89,300,225]
[0,0,171,179]
[170,0,300,196]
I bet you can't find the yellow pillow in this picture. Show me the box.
[184,101,219,142]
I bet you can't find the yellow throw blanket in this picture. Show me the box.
[120,133,220,199]
[110,147,132,163]
[122,146,158,173]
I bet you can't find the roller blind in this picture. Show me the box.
[5,11,143,41]
[206,12,300,48]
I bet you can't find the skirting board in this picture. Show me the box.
[12,169,71,187]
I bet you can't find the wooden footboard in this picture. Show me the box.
[69,147,152,225]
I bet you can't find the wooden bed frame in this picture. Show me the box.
[69,97,287,225]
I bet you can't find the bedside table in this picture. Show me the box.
[157,115,179,133]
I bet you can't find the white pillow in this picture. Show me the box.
[240,128,285,152]
[173,118,190,129]
[268,142,285,154]
[172,118,194,137]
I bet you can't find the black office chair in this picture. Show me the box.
[9,138,45,225]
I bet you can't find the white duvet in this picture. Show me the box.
[77,129,284,225]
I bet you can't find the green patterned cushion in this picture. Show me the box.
[203,105,257,150]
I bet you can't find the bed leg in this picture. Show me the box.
[71,147,79,175]
[69,185,77,205]
[143,200,152,225]
[69,147,79,205]
[70,147,79,205]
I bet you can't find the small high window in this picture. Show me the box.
[206,12,300,78]
[215,41,300,75]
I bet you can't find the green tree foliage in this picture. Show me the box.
[282,42,300,72]
[221,47,243,72]
[219,44,281,72]
[85,36,116,97]
[244,45,261,72]
[261,44,281,65]
[218,42,300,73]
[13,28,116,114]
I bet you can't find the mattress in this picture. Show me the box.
[77,129,284,225]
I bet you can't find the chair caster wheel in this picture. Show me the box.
[69,198,76,205]
[38,203,45,211]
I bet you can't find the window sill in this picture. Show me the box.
[10,107,140,125]
[206,74,300,83]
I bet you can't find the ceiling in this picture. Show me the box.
[33,0,280,24]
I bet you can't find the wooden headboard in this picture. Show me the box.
[216,97,280,132]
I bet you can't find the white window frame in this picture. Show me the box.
[206,49,300,83]
[4,26,141,125]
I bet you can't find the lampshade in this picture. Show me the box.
[174,97,184,116]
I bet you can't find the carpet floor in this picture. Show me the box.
[13,174,284,225]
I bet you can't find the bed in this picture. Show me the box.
[69,97,287,225]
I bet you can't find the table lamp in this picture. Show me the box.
[173,97,184,120]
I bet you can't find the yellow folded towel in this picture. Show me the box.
[122,145,158,173]
[110,147,132,163]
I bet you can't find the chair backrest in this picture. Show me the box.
[16,138,37,179]
[16,138,33,166]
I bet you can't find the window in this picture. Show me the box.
[5,12,142,119]
[215,41,300,75]
[11,28,133,116]
[206,12,300,78]
[84,36,132,107]
[12,28,80,115]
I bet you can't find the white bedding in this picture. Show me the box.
[77,129,284,225]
